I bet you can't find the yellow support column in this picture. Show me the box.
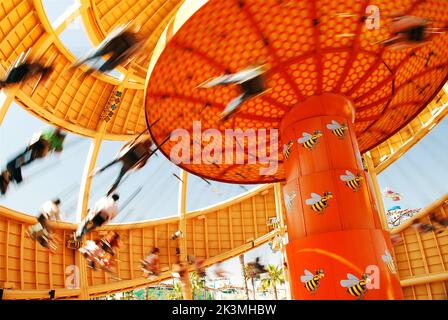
[0,65,18,124]
[0,89,14,125]
[74,249,90,300]
[177,169,193,300]
[75,68,132,221]
[74,125,106,300]
[76,125,106,221]
[274,183,292,300]
[364,152,389,231]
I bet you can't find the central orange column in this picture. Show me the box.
[280,93,403,300]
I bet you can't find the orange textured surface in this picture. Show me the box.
[146,0,448,184]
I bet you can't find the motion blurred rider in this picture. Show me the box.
[0,128,66,195]
[141,247,161,277]
[73,22,144,75]
[381,14,446,49]
[0,51,52,89]
[91,135,154,195]
[27,199,62,251]
[75,194,120,240]
[247,257,267,277]
[198,64,268,121]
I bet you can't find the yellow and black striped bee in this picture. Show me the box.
[340,273,370,300]
[301,269,325,294]
[305,192,333,214]
[340,170,363,192]
[298,130,323,150]
[283,140,293,160]
[326,120,348,138]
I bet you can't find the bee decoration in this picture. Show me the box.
[298,130,323,150]
[305,192,333,214]
[283,140,294,160]
[285,191,297,210]
[340,273,370,300]
[301,269,325,294]
[326,120,348,138]
[340,170,363,192]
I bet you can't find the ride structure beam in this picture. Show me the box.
[274,183,292,300]
[177,169,193,300]
[76,125,106,222]
[0,87,16,126]
[364,152,389,231]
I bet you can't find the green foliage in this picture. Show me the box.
[260,264,284,300]
[166,283,183,300]
[190,271,206,300]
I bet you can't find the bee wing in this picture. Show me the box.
[298,132,312,143]
[328,120,341,129]
[300,275,314,283]
[304,269,314,276]
[340,279,359,288]
[300,269,314,282]
[306,193,321,205]
[341,170,355,181]
[347,273,359,281]
[283,144,289,152]
[311,192,322,200]
[305,198,318,205]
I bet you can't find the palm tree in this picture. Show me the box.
[167,282,184,300]
[121,290,135,300]
[260,264,284,300]
[190,271,206,300]
[244,264,261,300]
[239,254,250,300]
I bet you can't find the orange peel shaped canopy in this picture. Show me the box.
[145,0,448,184]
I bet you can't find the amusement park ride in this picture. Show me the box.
[0,0,448,300]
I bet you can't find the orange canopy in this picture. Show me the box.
[145,0,448,184]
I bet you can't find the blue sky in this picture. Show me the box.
[0,0,447,291]
[378,118,448,211]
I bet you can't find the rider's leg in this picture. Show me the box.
[37,214,52,232]
[6,139,48,184]
[98,52,123,73]
[0,170,10,195]
[90,212,108,230]
[97,158,121,174]
[106,163,130,196]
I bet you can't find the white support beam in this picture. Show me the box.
[178,169,188,260]
[52,1,83,35]
[76,124,105,222]
[177,169,193,300]
[274,183,292,300]
[0,88,16,126]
